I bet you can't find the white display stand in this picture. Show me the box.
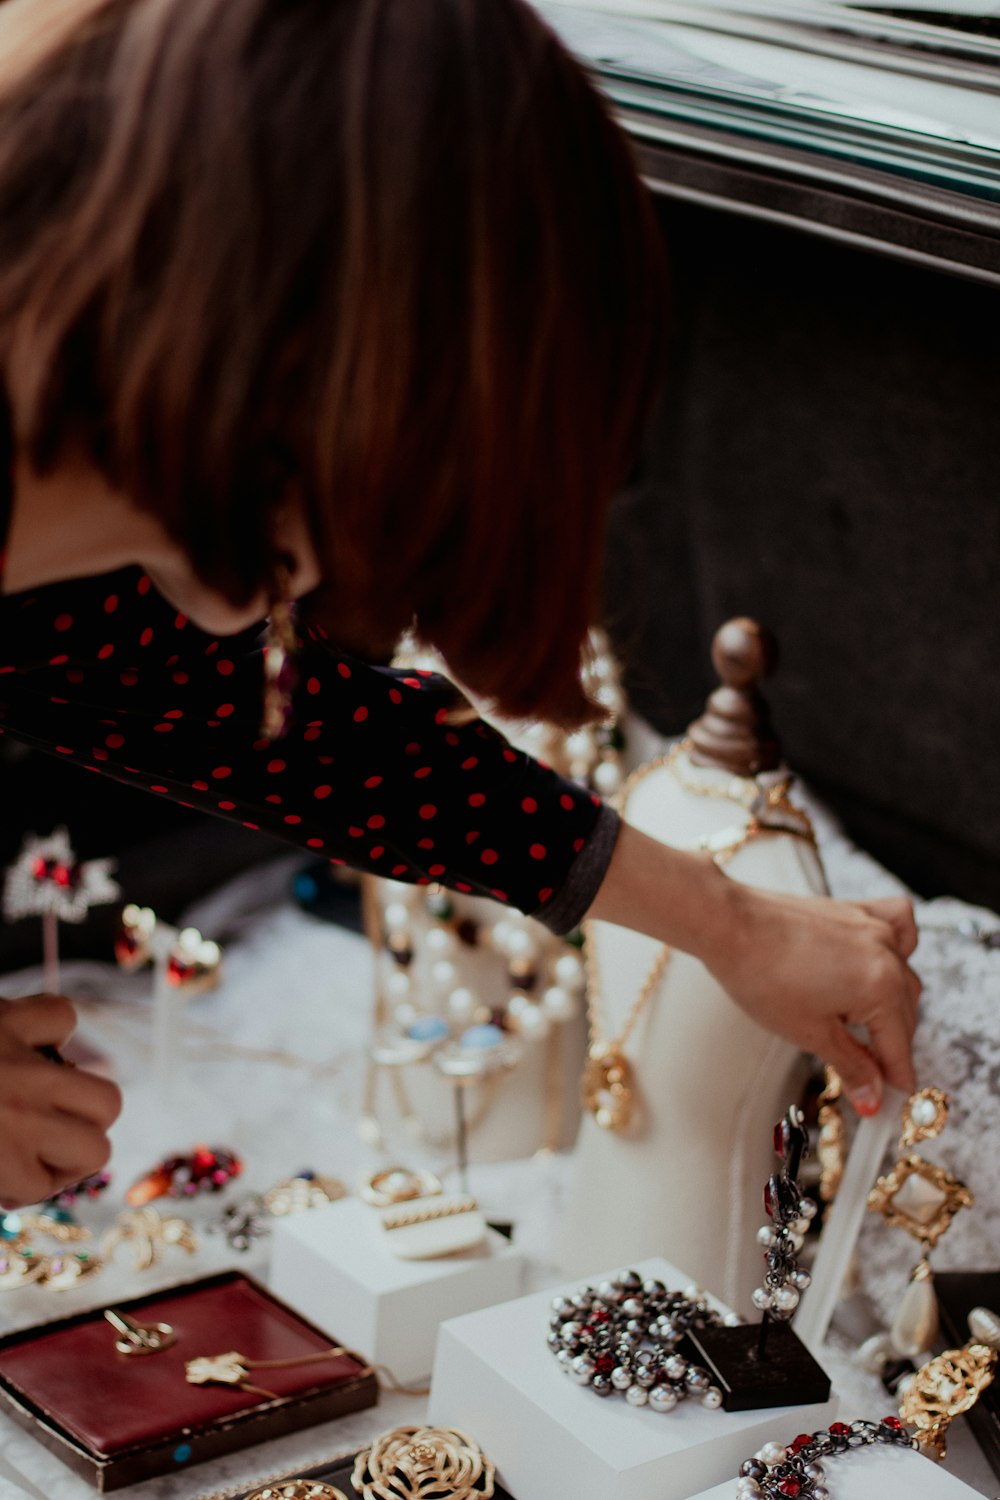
[429,1257,838,1500]
[269,1196,523,1383]
[561,752,823,1316]
[687,1442,985,1500]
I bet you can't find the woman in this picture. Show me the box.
[0,0,919,1209]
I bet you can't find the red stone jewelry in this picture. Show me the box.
[127,1146,243,1206]
[736,1416,916,1497]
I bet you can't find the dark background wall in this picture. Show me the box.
[606,198,1000,909]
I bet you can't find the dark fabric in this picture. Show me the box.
[0,415,616,935]
[606,198,1000,910]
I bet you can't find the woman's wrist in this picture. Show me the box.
[587,819,743,961]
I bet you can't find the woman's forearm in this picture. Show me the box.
[588,819,920,1116]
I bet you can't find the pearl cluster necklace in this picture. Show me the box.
[547,1269,732,1412]
[736,1416,915,1498]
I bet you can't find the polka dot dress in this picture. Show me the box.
[0,419,609,931]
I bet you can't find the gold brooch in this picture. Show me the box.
[352,1426,495,1500]
[245,1483,347,1500]
[900,1340,997,1461]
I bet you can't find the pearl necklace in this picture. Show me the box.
[547,1269,731,1412]
[736,1416,915,1498]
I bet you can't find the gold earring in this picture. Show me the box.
[900,1306,1000,1462]
[868,1087,973,1359]
[261,560,298,741]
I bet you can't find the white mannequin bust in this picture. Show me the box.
[560,621,828,1316]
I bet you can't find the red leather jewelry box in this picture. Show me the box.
[0,1270,378,1491]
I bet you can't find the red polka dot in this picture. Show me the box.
[205,641,219,655]
[468,793,486,807]
[419,804,437,819]
[243,821,260,830]
[314,785,332,800]
[456,882,472,893]
[349,826,364,838]
[265,794,282,805]
[92,748,108,762]
[217,660,234,676]
[284,814,302,826]
[428,864,446,877]
[481,849,498,865]
[529,843,547,860]
[137,575,151,595]
[417,837,434,851]
[445,732,459,746]
[389,689,402,704]
[403,677,420,689]
[538,887,553,902]
[49,654,68,666]
[521,797,537,813]
[560,794,575,811]
[139,627,154,647]
[392,864,407,876]
[369,846,384,858]
[50,696,68,705]
[318,755,334,765]
[304,728,321,741]
[154,723,173,733]
[147,783,168,793]
[267,759,286,774]
[414,766,432,779]
[503,749,517,763]
[307,838,324,849]
[0,666,13,676]
[56,745,73,755]
[217,703,234,717]
[491,889,508,902]
[54,613,73,632]
[307,677,320,695]
[98,644,114,660]
[173,671,189,685]
[353,706,368,723]
[105,733,125,749]
[193,780,209,792]
[218,800,236,811]
[367,814,385,829]
[337,662,351,678]
[164,709,184,720]
[465,831,480,844]
[405,742,421,755]
[462,757,478,770]
[574,838,585,853]
[104,594,119,614]
[212,765,232,779]
[67,669,85,684]
[365,775,382,789]
[174,612,187,629]
[434,708,448,725]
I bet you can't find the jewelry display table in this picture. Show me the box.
[0,794,997,1498]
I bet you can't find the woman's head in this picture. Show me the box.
[0,0,666,721]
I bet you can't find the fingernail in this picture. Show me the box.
[849,1085,882,1117]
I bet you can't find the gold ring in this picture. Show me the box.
[360,1166,443,1208]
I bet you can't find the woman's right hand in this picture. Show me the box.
[0,995,122,1209]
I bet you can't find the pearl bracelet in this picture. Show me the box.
[736,1416,916,1497]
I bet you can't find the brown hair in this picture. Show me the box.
[0,0,666,723]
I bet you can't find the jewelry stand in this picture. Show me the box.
[560,620,823,1317]
[684,1109,831,1411]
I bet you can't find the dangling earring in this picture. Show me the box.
[867,1088,974,1362]
[261,557,298,741]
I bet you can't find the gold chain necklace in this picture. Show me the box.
[580,741,815,1134]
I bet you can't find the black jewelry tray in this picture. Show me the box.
[223,1447,514,1499]
[935,1269,1000,1481]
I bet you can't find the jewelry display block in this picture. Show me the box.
[269,1196,523,1383]
[428,1258,838,1500]
[686,1442,988,1499]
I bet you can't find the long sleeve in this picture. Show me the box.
[0,566,619,931]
